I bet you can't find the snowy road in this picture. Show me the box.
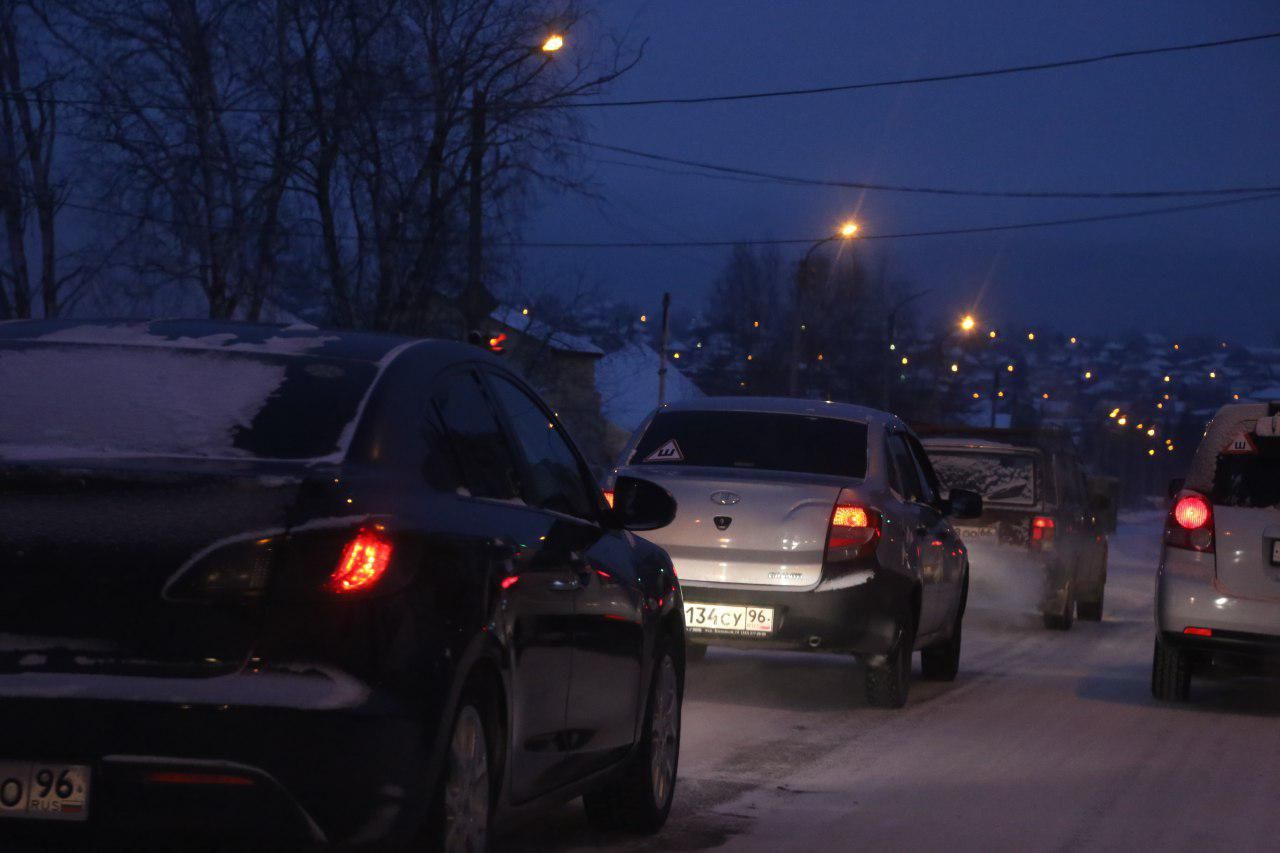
[502,513,1280,852]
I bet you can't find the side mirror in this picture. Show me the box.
[945,488,983,520]
[611,475,677,531]
[1167,477,1185,499]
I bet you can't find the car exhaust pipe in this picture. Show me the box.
[807,635,822,649]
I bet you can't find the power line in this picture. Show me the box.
[577,137,1280,199]
[5,31,1279,116]
[53,191,1280,250]
[507,193,1280,248]
[564,30,1280,108]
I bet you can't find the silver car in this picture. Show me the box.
[1154,401,1280,701]
[612,398,982,708]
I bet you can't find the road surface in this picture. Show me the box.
[502,512,1280,852]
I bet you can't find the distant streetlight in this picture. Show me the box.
[960,314,976,333]
[789,220,861,395]
[541,33,565,53]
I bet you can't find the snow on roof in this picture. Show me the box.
[34,322,340,357]
[595,343,703,433]
[491,306,604,356]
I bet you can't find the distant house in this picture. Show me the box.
[595,342,704,463]
[488,306,609,467]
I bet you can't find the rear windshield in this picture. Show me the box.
[1212,439,1280,508]
[930,449,1039,506]
[630,410,868,479]
[0,343,377,460]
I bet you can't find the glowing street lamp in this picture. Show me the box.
[541,33,565,53]
[960,314,976,333]
[838,220,860,239]
[789,219,862,394]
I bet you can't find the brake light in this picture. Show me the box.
[1029,516,1056,550]
[825,489,881,562]
[146,771,255,787]
[603,490,615,508]
[1165,490,1215,553]
[1183,626,1213,637]
[328,530,393,593]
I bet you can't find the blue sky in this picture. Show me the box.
[520,1,1280,343]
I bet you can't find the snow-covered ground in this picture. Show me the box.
[501,512,1280,852]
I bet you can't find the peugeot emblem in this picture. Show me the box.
[714,516,733,531]
[710,491,741,506]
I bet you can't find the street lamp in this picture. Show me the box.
[465,32,567,335]
[960,314,976,333]
[788,220,860,395]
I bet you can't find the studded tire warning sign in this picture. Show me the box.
[644,439,684,463]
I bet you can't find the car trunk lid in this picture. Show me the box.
[0,457,315,676]
[617,466,847,587]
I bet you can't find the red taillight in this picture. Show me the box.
[146,771,255,787]
[1165,490,1215,553]
[826,489,881,562]
[1029,516,1056,550]
[603,490,615,508]
[328,530,393,594]
[1173,494,1210,530]
[1183,626,1213,637]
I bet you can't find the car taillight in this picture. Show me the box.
[328,530,393,594]
[1165,490,1215,553]
[825,489,881,563]
[1029,516,1056,550]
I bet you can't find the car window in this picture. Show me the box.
[929,449,1039,506]
[1212,440,1280,508]
[886,433,924,503]
[487,374,597,520]
[630,410,868,479]
[430,370,520,500]
[905,434,941,506]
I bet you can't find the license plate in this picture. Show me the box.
[684,602,774,636]
[1272,540,1280,566]
[955,526,997,539]
[0,763,90,822]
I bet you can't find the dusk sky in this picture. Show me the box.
[521,1,1280,343]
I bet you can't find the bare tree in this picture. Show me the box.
[0,0,64,318]
[44,0,304,319]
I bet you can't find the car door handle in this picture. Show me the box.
[548,577,581,592]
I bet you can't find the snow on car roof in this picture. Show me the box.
[659,395,899,428]
[0,319,427,364]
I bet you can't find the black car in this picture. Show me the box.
[920,427,1112,629]
[0,320,684,850]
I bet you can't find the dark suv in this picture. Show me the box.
[919,427,1112,629]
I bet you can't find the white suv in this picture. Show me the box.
[1153,402,1280,701]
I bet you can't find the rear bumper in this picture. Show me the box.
[680,569,905,655]
[1157,547,1280,645]
[1160,628,1280,660]
[0,672,432,846]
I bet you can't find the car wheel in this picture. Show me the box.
[685,643,708,664]
[1077,587,1104,622]
[1151,638,1192,702]
[921,619,961,681]
[1043,583,1075,631]
[865,609,915,708]
[583,649,681,833]
[432,701,493,853]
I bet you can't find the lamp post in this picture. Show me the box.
[881,289,930,410]
[788,220,859,396]
[464,33,565,335]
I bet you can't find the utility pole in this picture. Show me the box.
[787,259,809,397]
[464,86,488,336]
[658,292,671,406]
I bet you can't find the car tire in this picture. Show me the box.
[1077,588,1104,622]
[428,696,495,853]
[685,643,708,664]
[1151,638,1192,702]
[583,648,681,834]
[1043,583,1075,631]
[865,609,915,708]
[921,619,961,682]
